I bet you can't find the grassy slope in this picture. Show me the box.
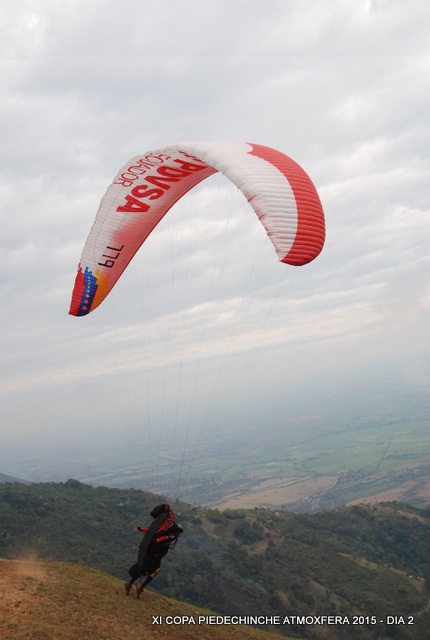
[0,559,285,640]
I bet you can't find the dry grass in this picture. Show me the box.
[0,558,286,640]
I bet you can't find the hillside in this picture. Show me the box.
[2,481,430,639]
[0,472,29,484]
[0,558,284,640]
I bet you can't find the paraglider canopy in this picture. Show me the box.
[69,141,325,316]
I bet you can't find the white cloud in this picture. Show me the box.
[0,0,429,476]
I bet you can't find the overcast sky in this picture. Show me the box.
[1,0,429,480]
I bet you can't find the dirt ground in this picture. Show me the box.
[0,555,50,633]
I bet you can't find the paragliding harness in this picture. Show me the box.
[128,503,181,582]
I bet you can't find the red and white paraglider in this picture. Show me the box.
[69,141,325,316]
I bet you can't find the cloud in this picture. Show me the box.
[0,1,429,475]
